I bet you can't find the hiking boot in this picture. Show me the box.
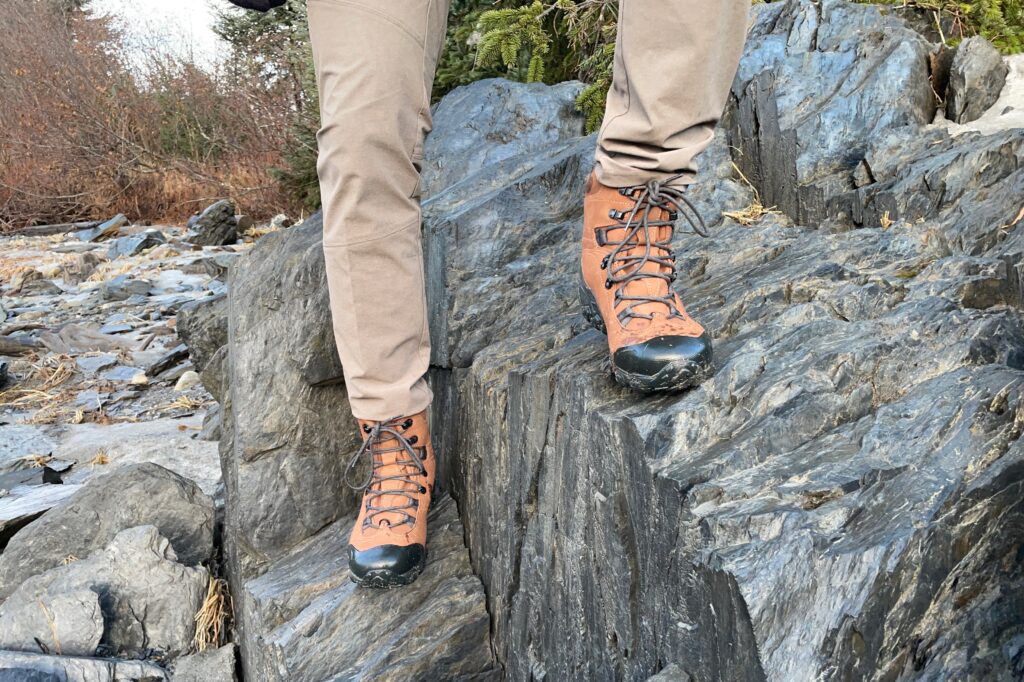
[345,411,435,588]
[580,171,713,392]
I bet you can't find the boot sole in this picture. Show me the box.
[350,549,427,589]
[579,281,711,393]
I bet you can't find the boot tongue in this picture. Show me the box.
[614,203,675,327]
[361,424,420,529]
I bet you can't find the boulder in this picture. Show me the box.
[236,494,497,681]
[188,200,238,247]
[173,644,237,682]
[73,214,127,243]
[0,463,214,600]
[946,36,1009,124]
[100,275,150,301]
[2,525,208,657]
[727,0,936,225]
[218,214,357,586]
[106,230,166,259]
[176,294,227,374]
[0,651,167,682]
[0,588,104,656]
[209,5,1024,681]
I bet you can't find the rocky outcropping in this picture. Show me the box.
[201,0,1023,679]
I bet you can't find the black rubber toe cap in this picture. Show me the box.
[349,543,426,585]
[613,332,713,391]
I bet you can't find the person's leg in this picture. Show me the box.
[596,0,750,188]
[308,0,449,588]
[581,0,749,392]
[309,0,448,423]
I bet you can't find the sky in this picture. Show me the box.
[90,0,227,70]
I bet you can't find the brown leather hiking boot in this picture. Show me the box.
[580,172,712,392]
[345,412,435,588]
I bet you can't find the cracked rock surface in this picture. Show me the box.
[193,0,1023,679]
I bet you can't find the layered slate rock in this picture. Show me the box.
[236,495,497,681]
[946,36,1009,124]
[727,0,936,225]
[0,463,214,600]
[205,2,1022,679]
[214,199,498,677]
[1,526,208,658]
[0,651,168,682]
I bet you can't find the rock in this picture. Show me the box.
[0,359,7,388]
[727,0,936,225]
[75,353,118,375]
[236,215,254,235]
[97,322,132,334]
[73,214,127,243]
[946,36,1009,124]
[219,215,356,583]
[647,665,692,682]
[422,78,585,198]
[172,644,236,682]
[174,370,200,391]
[2,526,208,658]
[61,252,105,284]
[106,229,166,258]
[100,275,150,301]
[99,365,144,383]
[188,200,237,247]
[199,253,240,280]
[0,425,55,469]
[269,214,292,229]
[176,295,227,398]
[0,651,168,682]
[0,463,214,600]
[0,484,83,549]
[237,494,496,681]
[0,588,104,656]
[144,343,189,377]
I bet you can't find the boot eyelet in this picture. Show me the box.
[402,419,413,429]
[419,486,428,495]
[408,435,418,444]
[361,424,371,434]
[418,448,428,460]
[600,256,609,269]
[604,280,613,289]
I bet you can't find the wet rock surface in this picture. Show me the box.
[206,2,1022,678]
[236,495,497,681]
[3,0,1022,679]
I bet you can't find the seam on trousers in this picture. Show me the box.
[307,0,425,48]
[409,0,436,200]
[323,216,421,249]
[597,0,632,148]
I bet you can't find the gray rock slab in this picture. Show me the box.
[97,366,143,383]
[73,214,127,243]
[0,587,104,656]
[0,651,167,682]
[100,275,150,302]
[0,425,55,470]
[0,463,214,601]
[107,230,166,259]
[2,525,208,658]
[172,644,236,682]
[728,0,936,225]
[75,354,118,376]
[188,200,237,247]
[54,417,220,496]
[946,36,1010,123]
[238,495,496,681]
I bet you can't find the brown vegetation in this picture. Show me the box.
[0,0,302,230]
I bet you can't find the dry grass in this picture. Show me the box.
[61,555,79,565]
[193,576,230,652]
[723,162,782,226]
[88,450,110,466]
[20,453,52,468]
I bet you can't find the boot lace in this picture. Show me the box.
[596,174,707,325]
[344,416,427,529]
